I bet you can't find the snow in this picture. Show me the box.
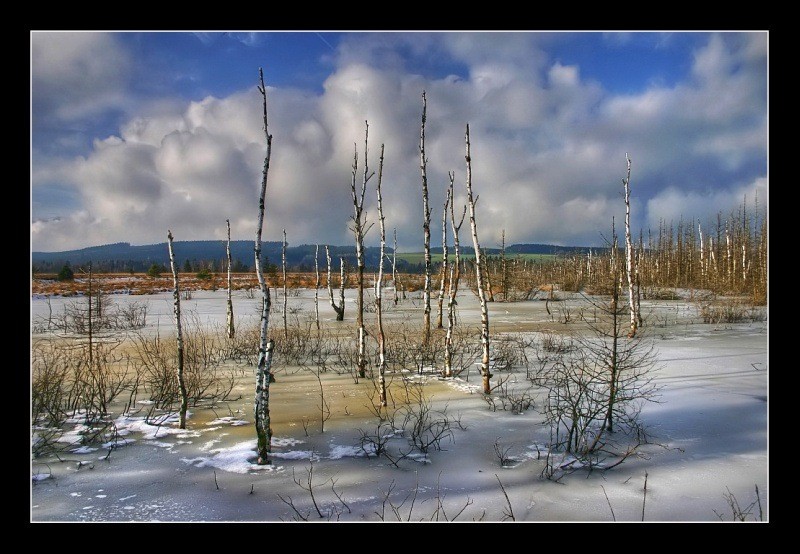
[180,440,281,474]
[31,289,768,521]
[327,445,369,459]
[206,417,249,426]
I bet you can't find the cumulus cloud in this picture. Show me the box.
[31,32,767,252]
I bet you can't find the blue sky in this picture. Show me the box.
[31,31,767,251]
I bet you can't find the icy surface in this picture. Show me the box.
[30,289,768,521]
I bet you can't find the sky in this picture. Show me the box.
[31,31,768,252]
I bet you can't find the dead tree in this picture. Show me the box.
[314,244,320,330]
[326,246,346,321]
[167,230,188,429]
[484,248,495,302]
[392,228,399,305]
[436,189,450,329]
[500,229,507,301]
[623,153,638,337]
[226,219,235,339]
[420,91,432,346]
[282,228,288,340]
[254,68,275,465]
[350,121,375,379]
[444,172,467,377]
[375,144,388,406]
[465,124,491,394]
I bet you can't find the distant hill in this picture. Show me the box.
[32,240,597,274]
[32,240,388,273]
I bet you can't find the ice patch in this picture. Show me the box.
[444,377,482,394]
[95,495,107,498]
[120,495,137,502]
[102,438,135,449]
[180,440,281,474]
[272,437,304,447]
[271,450,316,460]
[206,417,248,427]
[71,446,98,454]
[32,473,51,482]
[328,445,369,459]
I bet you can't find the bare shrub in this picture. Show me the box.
[697,298,766,324]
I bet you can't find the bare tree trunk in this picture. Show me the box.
[167,230,188,429]
[375,144,388,406]
[501,229,507,301]
[226,219,235,339]
[484,249,495,302]
[254,68,274,465]
[606,219,620,433]
[326,246,345,321]
[445,172,466,378]
[393,228,399,305]
[436,189,450,328]
[351,121,374,379]
[465,124,491,394]
[623,153,638,338]
[420,91,432,346]
[282,228,288,340]
[314,244,320,330]
[698,222,705,286]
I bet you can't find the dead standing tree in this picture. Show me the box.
[350,121,375,379]
[623,153,638,338]
[392,228,399,305]
[444,172,467,378]
[226,219,235,339]
[436,188,450,329]
[254,68,275,465]
[420,91,433,346]
[465,124,491,394]
[282,228,288,340]
[167,230,188,429]
[326,246,346,321]
[314,244,321,331]
[375,144,388,406]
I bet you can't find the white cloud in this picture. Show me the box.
[31,32,131,121]
[31,33,767,252]
[646,177,768,230]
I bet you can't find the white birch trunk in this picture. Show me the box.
[623,153,638,338]
[375,144,387,406]
[351,122,373,380]
[254,68,274,465]
[436,189,450,328]
[465,125,491,394]
[420,91,432,346]
[226,219,235,339]
[698,222,705,284]
[326,246,345,321]
[314,244,320,330]
[392,228,399,305]
[444,172,466,378]
[282,228,288,340]
[167,230,188,430]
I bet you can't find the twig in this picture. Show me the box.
[600,485,616,521]
[214,470,220,491]
[495,474,516,521]
[755,484,763,521]
[641,471,648,521]
[277,493,309,521]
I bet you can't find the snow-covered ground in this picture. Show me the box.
[31,288,768,521]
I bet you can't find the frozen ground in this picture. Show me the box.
[31,288,768,521]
